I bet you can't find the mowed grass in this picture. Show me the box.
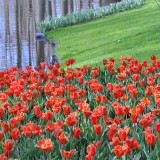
[46,0,160,68]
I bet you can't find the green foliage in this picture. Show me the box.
[37,0,145,33]
[46,0,160,69]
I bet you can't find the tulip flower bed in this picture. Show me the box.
[0,55,160,160]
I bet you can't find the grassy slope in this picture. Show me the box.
[46,0,160,68]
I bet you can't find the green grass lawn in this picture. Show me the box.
[46,0,160,68]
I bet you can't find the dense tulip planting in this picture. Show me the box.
[0,55,160,160]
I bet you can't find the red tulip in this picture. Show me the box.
[93,140,103,147]
[0,131,4,141]
[0,155,7,160]
[139,80,145,87]
[124,105,130,114]
[60,149,76,158]
[57,132,69,144]
[0,107,4,117]
[125,137,140,149]
[73,127,81,138]
[34,106,40,116]
[89,114,98,125]
[139,113,153,127]
[130,88,138,97]
[155,121,160,133]
[117,126,130,141]
[87,144,96,157]
[63,105,71,115]
[10,118,17,128]
[3,147,11,157]
[145,133,158,145]
[65,115,78,126]
[132,74,140,81]
[9,128,20,140]
[110,137,120,147]
[2,139,14,150]
[35,138,54,152]
[94,124,102,135]
[1,122,9,132]
[85,154,92,160]
[40,62,46,69]
[103,59,108,65]
[111,145,128,157]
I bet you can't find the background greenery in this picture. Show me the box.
[46,0,160,68]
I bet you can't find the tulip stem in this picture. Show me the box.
[47,152,49,160]
[43,151,45,160]
[150,145,152,153]
[134,123,135,137]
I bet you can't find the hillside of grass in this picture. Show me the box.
[46,0,160,68]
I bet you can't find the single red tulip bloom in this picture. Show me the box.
[101,95,107,103]
[9,128,20,140]
[142,60,147,67]
[32,124,43,136]
[65,115,78,126]
[16,112,25,121]
[139,80,145,87]
[87,144,96,157]
[2,139,14,150]
[74,127,81,138]
[60,149,76,158]
[3,147,11,157]
[91,70,98,77]
[23,126,32,137]
[93,140,103,147]
[124,105,130,114]
[10,118,17,128]
[0,107,4,117]
[130,113,139,123]
[130,88,138,97]
[85,154,92,160]
[117,126,130,141]
[89,114,98,125]
[65,60,70,66]
[78,77,83,84]
[139,113,153,127]
[69,58,76,64]
[99,105,108,115]
[107,83,113,91]
[35,138,54,152]
[125,137,140,149]
[1,122,9,132]
[155,121,160,133]
[60,68,66,75]
[40,62,46,69]
[145,133,158,145]
[110,137,120,147]
[34,106,40,116]
[95,95,101,102]
[114,105,124,116]
[57,132,69,144]
[132,74,140,82]
[111,145,128,157]
[0,155,7,160]
[103,59,108,65]
[94,124,102,135]
[54,62,60,68]
[45,110,53,120]
[63,105,71,115]
[144,127,153,135]
[107,123,117,135]
[0,131,4,141]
